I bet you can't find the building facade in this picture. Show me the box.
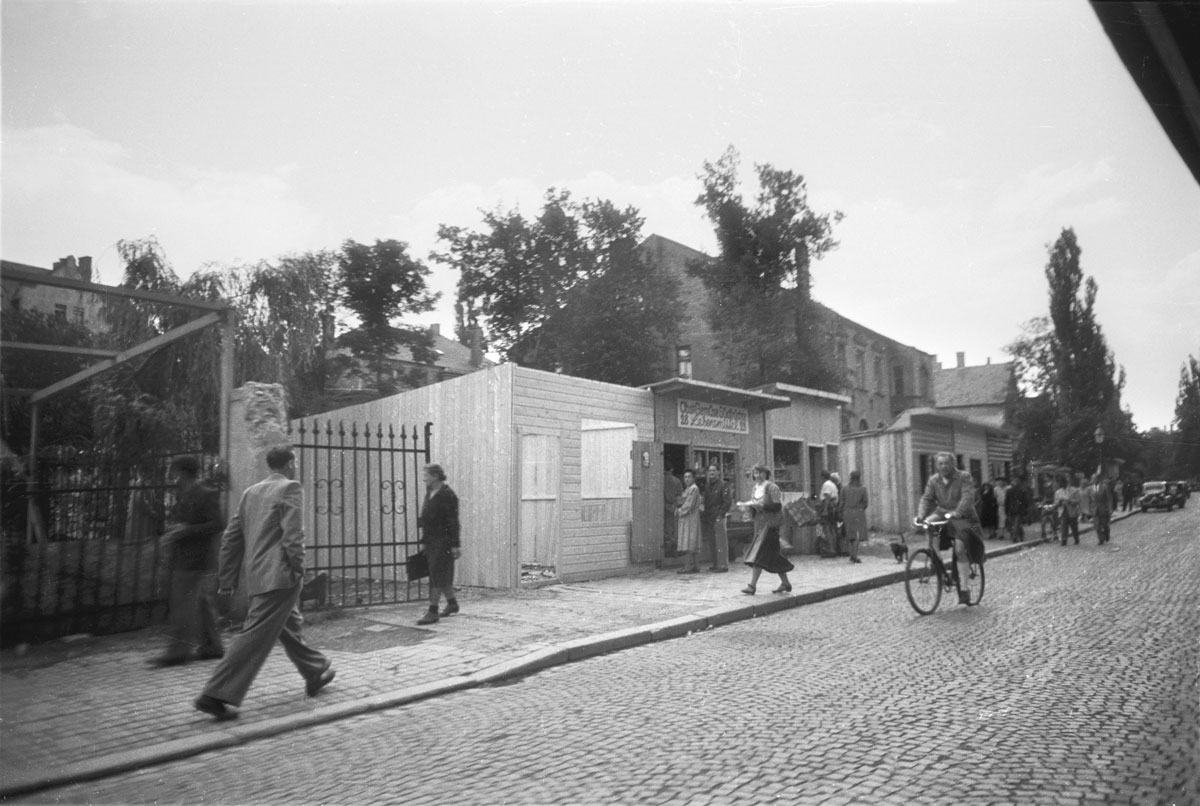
[1,257,109,332]
[637,234,937,437]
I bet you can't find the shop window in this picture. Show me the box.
[693,448,737,485]
[676,345,692,378]
[772,439,803,492]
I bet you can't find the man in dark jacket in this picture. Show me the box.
[700,465,732,572]
[150,456,226,667]
[917,452,985,605]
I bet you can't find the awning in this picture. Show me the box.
[642,378,791,411]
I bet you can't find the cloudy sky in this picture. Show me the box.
[4,0,1198,430]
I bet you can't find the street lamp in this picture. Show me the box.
[1094,424,1105,478]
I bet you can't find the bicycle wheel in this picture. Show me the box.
[962,559,985,605]
[905,548,942,615]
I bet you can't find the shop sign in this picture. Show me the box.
[677,398,749,434]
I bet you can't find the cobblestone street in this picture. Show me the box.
[22,507,1199,806]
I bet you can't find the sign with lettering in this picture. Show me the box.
[677,398,749,434]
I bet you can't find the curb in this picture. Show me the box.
[0,511,1138,798]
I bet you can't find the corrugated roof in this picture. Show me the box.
[934,362,1012,407]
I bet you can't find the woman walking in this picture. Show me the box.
[842,470,869,564]
[417,464,462,625]
[736,464,794,595]
[675,470,703,573]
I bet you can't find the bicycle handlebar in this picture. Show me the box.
[913,515,951,528]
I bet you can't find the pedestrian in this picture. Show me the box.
[979,478,999,539]
[417,463,463,625]
[1121,477,1137,512]
[993,478,1008,538]
[700,465,731,572]
[1055,474,1081,545]
[149,456,225,668]
[194,446,335,721]
[819,469,840,556]
[842,470,869,564]
[1088,472,1115,545]
[663,463,683,558]
[675,470,702,573]
[737,464,794,595]
[1005,475,1032,543]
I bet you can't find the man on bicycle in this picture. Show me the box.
[917,452,986,605]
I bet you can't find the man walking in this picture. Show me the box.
[1089,473,1115,545]
[149,456,225,667]
[194,446,335,720]
[700,465,731,572]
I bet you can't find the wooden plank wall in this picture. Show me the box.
[291,364,515,589]
[844,430,914,536]
[511,366,655,582]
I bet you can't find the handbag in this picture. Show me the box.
[406,551,429,581]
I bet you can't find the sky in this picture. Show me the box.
[3,0,1198,431]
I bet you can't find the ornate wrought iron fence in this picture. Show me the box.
[1,447,218,645]
[287,419,432,608]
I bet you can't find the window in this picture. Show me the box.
[874,357,883,393]
[918,453,934,492]
[73,306,84,324]
[676,345,692,378]
[772,439,803,492]
[859,418,870,431]
[893,364,906,397]
[54,303,67,322]
[581,420,635,499]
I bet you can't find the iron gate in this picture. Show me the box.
[287,419,432,608]
[1,447,219,645]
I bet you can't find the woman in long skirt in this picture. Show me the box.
[737,464,794,595]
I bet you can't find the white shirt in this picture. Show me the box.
[821,479,839,502]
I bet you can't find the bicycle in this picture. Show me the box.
[1038,502,1059,541]
[904,516,985,615]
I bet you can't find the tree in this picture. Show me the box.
[437,190,681,383]
[542,235,680,385]
[688,146,844,390]
[336,239,438,397]
[1006,228,1132,471]
[1173,353,1200,479]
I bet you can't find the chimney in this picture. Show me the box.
[428,323,440,339]
[956,352,965,368]
[78,256,93,283]
[986,356,991,365]
[470,326,484,368]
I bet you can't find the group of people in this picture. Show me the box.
[1049,471,1118,546]
[977,475,1034,543]
[664,462,872,597]
[153,447,461,721]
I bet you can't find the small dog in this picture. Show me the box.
[890,534,908,564]
[300,571,329,609]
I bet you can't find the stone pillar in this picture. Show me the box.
[221,382,290,621]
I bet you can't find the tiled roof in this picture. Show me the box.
[934,362,1012,407]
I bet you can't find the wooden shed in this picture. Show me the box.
[841,408,1016,535]
[301,365,850,590]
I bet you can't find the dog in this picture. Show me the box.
[889,534,908,564]
[300,571,329,610]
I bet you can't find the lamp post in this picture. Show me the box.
[1094,424,1105,478]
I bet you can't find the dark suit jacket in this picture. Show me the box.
[218,473,305,596]
[419,485,460,549]
[170,482,224,571]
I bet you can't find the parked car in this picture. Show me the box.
[1139,480,1176,511]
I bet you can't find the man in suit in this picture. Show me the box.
[194,446,335,720]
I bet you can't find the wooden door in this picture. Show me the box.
[519,432,559,567]
[629,440,662,562]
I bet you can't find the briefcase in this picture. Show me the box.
[406,551,429,581]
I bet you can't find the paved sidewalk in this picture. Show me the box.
[0,511,1132,798]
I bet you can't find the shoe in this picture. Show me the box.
[853,557,862,564]
[193,695,238,721]
[417,608,439,625]
[439,600,460,617]
[772,583,792,594]
[306,665,336,697]
[195,648,225,661]
[958,591,971,605]
[741,585,756,595]
[148,654,188,668]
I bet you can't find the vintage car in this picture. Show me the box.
[1139,480,1176,511]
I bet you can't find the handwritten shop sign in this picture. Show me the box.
[677,398,749,434]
